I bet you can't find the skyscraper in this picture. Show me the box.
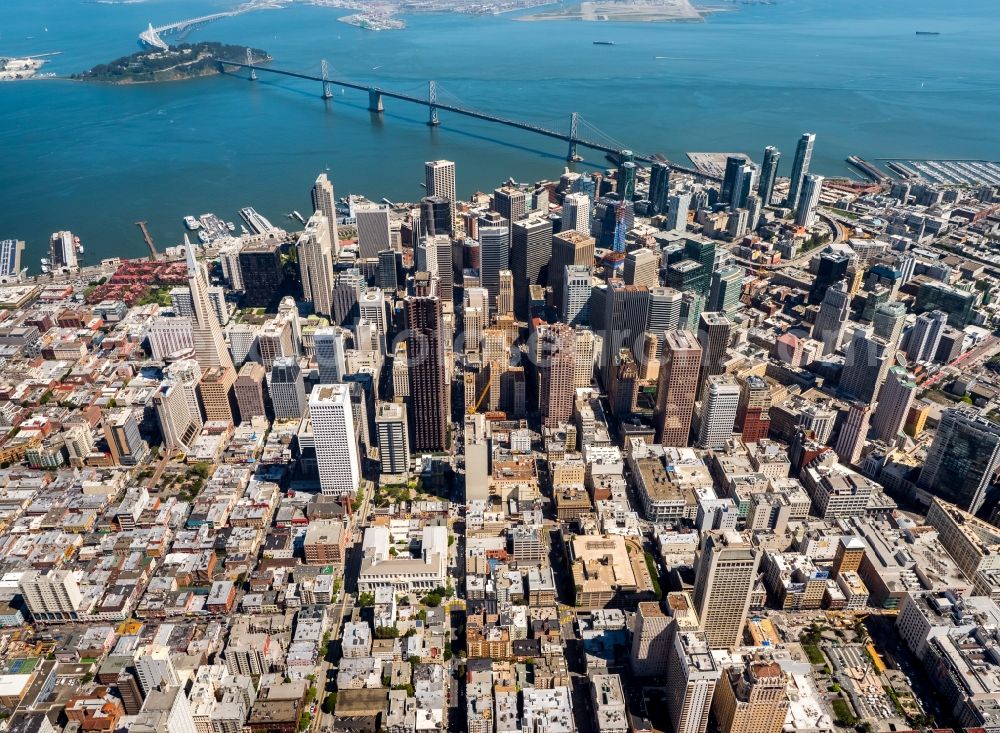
[238,239,286,310]
[906,310,948,362]
[310,383,361,497]
[666,193,691,233]
[601,280,650,387]
[497,269,514,318]
[424,159,456,202]
[561,192,591,235]
[563,265,592,327]
[656,330,703,447]
[314,327,347,383]
[811,280,850,355]
[712,654,790,733]
[785,132,816,211]
[871,367,916,443]
[492,186,527,230]
[630,602,673,676]
[648,161,671,215]
[736,374,771,443]
[375,401,410,478]
[617,160,637,200]
[269,357,306,419]
[608,348,639,418]
[794,174,823,227]
[154,381,200,452]
[692,531,760,649]
[708,266,744,314]
[354,203,392,259]
[297,213,335,319]
[683,237,716,296]
[697,375,741,450]
[840,329,891,403]
[550,229,595,309]
[477,211,510,309]
[186,242,234,371]
[511,215,553,320]
[234,362,268,421]
[623,248,659,288]
[834,401,871,466]
[666,630,720,733]
[311,173,340,256]
[697,312,732,398]
[538,323,576,428]
[419,195,453,238]
[918,408,1000,514]
[757,145,780,206]
[808,249,851,305]
[647,287,683,358]
[198,367,237,424]
[102,408,150,466]
[720,156,744,206]
[873,300,907,348]
[405,273,450,451]
[730,161,758,210]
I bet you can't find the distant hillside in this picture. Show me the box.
[73,42,269,84]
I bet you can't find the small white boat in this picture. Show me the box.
[184,215,202,230]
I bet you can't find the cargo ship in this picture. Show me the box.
[593,41,615,46]
[915,31,940,35]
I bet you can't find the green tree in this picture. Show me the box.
[358,592,375,607]
[322,693,337,714]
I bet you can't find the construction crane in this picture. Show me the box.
[466,374,493,415]
[135,221,159,261]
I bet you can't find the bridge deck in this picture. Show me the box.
[219,61,717,180]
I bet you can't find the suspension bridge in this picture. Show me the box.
[220,57,717,179]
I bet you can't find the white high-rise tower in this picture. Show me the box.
[298,213,336,319]
[311,173,340,256]
[310,384,361,497]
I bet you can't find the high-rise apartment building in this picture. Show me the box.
[757,146,780,206]
[907,309,949,363]
[794,174,823,227]
[102,408,150,466]
[697,375,741,450]
[649,161,671,215]
[310,383,361,497]
[785,132,816,211]
[708,266,744,314]
[692,531,760,648]
[648,287,683,358]
[492,186,527,229]
[656,330,703,447]
[574,328,596,389]
[297,212,336,319]
[666,193,691,233]
[19,569,84,621]
[918,408,1000,514]
[406,274,450,451]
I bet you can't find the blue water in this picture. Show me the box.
[1,0,999,265]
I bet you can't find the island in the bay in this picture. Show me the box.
[72,41,269,84]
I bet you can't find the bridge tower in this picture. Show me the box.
[321,60,333,100]
[368,88,384,113]
[246,48,256,81]
[427,80,440,126]
[567,112,580,162]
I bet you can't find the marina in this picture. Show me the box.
[880,158,1000,187]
